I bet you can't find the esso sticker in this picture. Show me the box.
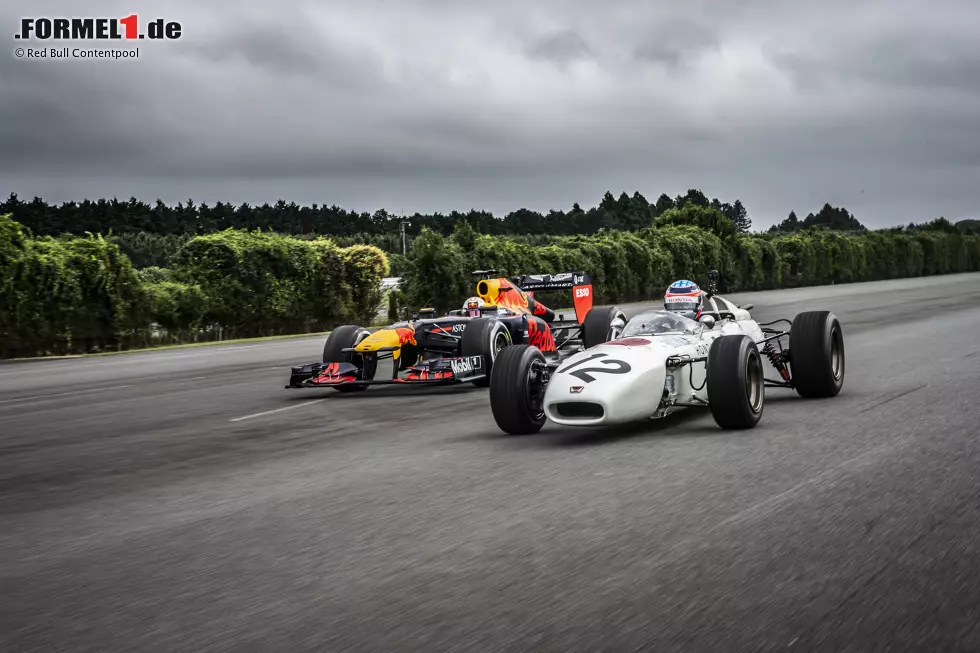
[575,287,591,298]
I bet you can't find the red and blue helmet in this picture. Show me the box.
[664,279,705,320]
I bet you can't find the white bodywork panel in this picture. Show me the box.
[543,295,765,427]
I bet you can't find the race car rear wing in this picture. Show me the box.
[511,272,594,323]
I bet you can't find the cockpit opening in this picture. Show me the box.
[621,310,701,336]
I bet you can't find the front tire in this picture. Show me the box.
[322,324,374,393]
[789,311,845,398]
[459,318,513,387]
[707,335,765,429]
[489,345,547,434]
[582,306,627,349]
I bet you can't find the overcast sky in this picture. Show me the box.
[2,0,979,230]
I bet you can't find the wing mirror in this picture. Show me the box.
[610,317,626,330]
[699,315,716,330]
[741,304,754,311]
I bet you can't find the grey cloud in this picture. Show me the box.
[0,50,161,169]
[631,19,719,67]
[773,38,980,95]
[2,0,980,229]
[525,30,593,66]
[190,26,324,77]
[180,13,384,90]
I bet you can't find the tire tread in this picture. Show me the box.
[707,335,764,429]
[489,345,546,434]
[789,311,844,398]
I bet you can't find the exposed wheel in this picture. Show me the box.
[582,306,627,349]
[706,335,765,429]
[322,324,374,392]
[789,311,844,398]
[489,345,547,434]
[459,317,513,387]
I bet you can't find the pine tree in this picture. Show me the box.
[732,200,751,233]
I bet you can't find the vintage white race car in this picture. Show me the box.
[487,273,845,434]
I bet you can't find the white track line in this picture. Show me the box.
[228,399,326,422]
[0,384,132,405]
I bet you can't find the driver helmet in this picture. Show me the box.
[463,296,485,317]
[663,280,704,320]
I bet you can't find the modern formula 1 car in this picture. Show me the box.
[285,270,628,392]
[487,270,845,434]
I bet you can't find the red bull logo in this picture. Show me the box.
[526,319,556,352]
[394,327,417,347]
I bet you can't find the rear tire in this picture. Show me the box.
[459,318,513,387]
[582,306,627,349]
[322,324,374,392]
[789,311,845,398]
[489,345,547,434]
[707,335,765,429]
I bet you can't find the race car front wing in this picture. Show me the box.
[285,353,486,389]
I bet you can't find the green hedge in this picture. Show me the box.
[0,216,389,357]
[0,216,145,357]
[3,209,979,358]
[398,220,980,313]
[166,231,389,339]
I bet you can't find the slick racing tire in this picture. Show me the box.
[460,318,513,387]
[489,345,547,435]
[706,334,765,429]
[789,311,844,398]
[582,306,627,350]
[322,324,375,393]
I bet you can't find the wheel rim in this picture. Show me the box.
[830,326,843,380]
[745,351,764,413]
[491,330,509,362]
[526,360,545,420]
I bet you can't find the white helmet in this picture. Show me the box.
[463,296,485,317]
[664,280,705,320]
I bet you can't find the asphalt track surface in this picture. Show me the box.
[2,273,980,652]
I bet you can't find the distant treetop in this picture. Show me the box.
[768,204,866,233]
[0,189,753,239]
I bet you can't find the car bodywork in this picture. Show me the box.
[488,270,845,433]
[285,269,622,390]
[544,299,763,425]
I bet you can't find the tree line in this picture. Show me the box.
[1,189,752,241]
